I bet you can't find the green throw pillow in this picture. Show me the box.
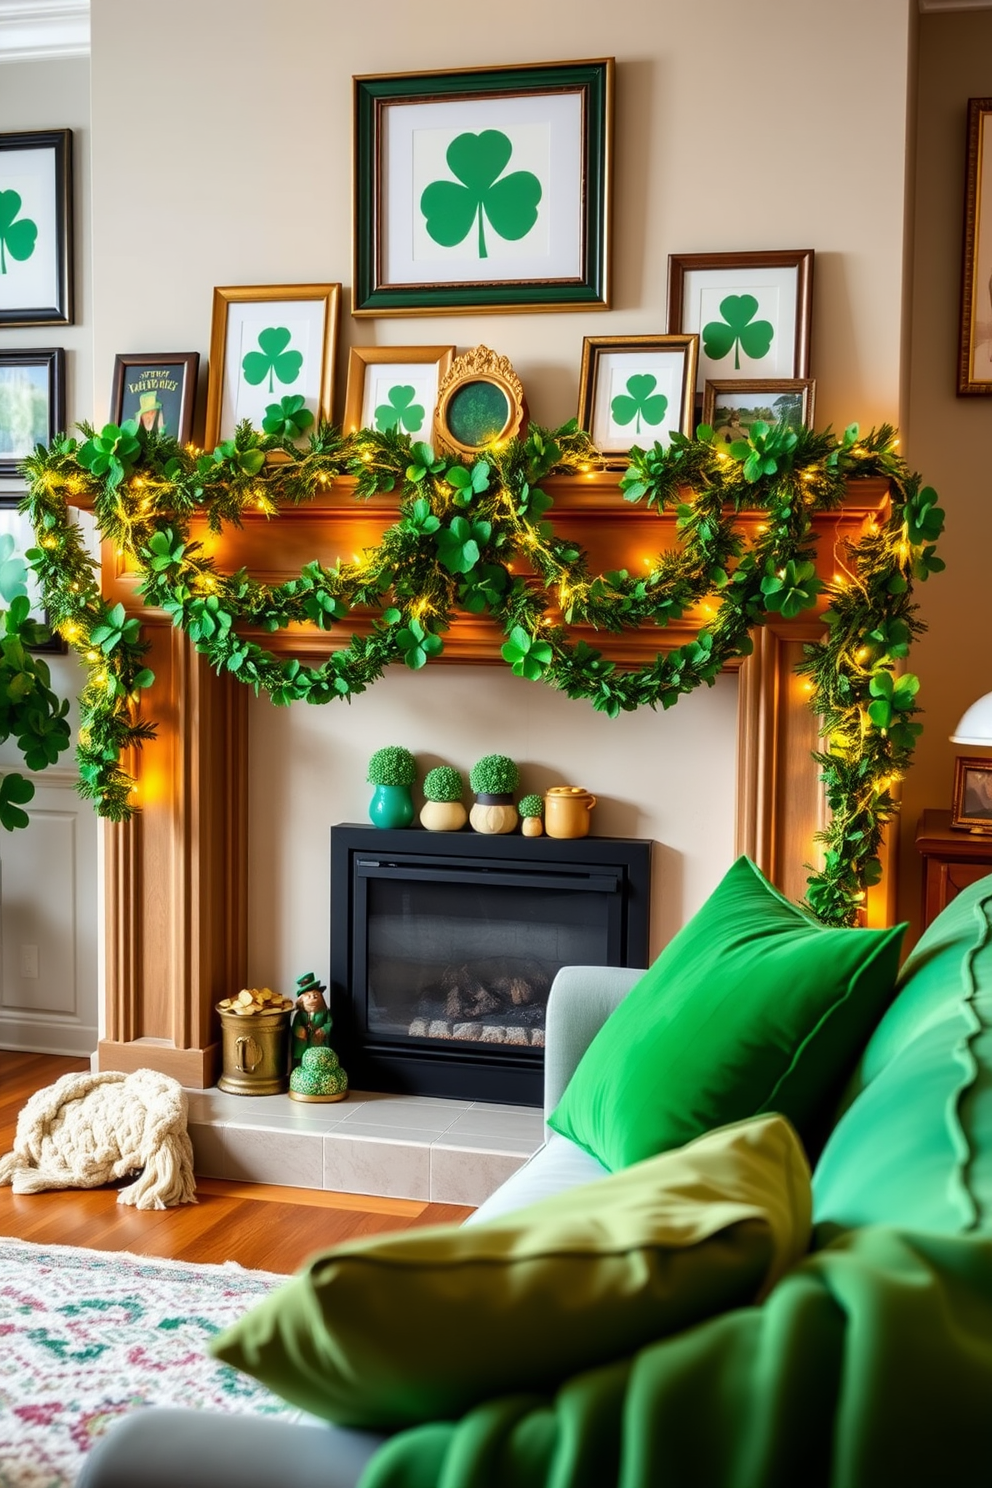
[547,856,905,1171]
[812,871,992,1234]
[212,1113,811,1430]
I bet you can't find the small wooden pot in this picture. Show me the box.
[420,799,468,832]
[521,816,544,837]
[469,793,519,835]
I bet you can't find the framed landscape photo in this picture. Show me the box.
[0,494,64,652]
[959,98,992,395]
[204,284,341,449]
[702,378,815,448]
[668,250,813,396]
[111,353,199,444]
[951,756,992,832]
[353,58,614,316]
[0,129,73,327]
[0,348,64,477]
[577,334,698,465]
[343,345,455,436]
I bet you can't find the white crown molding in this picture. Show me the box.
[0,1,89,62]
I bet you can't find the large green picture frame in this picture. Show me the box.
[353,58,613,317]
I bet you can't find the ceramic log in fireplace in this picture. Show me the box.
[330,825,652,1106]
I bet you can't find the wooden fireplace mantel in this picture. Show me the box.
[83,472,893,1088]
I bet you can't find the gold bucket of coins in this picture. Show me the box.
[216,987,294,1095]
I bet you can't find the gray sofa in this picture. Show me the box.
[76,965,640,1488]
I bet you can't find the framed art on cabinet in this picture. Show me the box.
[343,345,455,436]
[204,284,341,448]
[951,756,992,832]
[110,353,199,444]
[0,494,64,652]
[702,378,815,447]
[577,334,698,465]
[668,250,813,396]
[353,58,613,316]
[0,348,65,478]
[959,98,992,395]
[0,129,73,327]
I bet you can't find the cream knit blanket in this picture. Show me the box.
[0,1067,197,1209]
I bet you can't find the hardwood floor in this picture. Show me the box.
[0,1052,473,1273]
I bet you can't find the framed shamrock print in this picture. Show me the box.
[204,285,340,448]
[343,345,455,436]
[577,334,698,466]
[0,129,73,327]
[0,348,64,478]
[353,59,613,315]
[110,352,199,444]
[668,250,813,396]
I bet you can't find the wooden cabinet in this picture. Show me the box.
[916,809,992,929]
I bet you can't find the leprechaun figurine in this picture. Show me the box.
[290,972,333,1068]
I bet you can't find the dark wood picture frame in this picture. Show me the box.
[951,755,992,833]
[353,58,614,316]
[110,353,200,444]
[0,492,65,653]
[0,128,73,327]
[0,347,65,478]
[702,377,816,444]
[668,250,813,396]
[577,333,698,466]
[959,98,992,396]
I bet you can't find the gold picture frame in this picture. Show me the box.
[577,334,697,467]
[204,284,340,449]
[951,756,992,833]
[342,345,455,437]
[958,98,992,395]
[433,345,527,458]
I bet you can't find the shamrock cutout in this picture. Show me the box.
[702,295,774,370]
[610,375,668,435]
[242,327,303,393]
[375,384,425,434]
[421,130,542,259]
[0,190,38,274]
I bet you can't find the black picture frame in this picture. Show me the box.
[353,58,613,316]
[0,128,73,327]
[0,493,65,653]
[110,352,200,444]
[0,347,65,478]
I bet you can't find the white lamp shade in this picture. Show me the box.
[951,690,992,746]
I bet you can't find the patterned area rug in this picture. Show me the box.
[0,1237,297,1488]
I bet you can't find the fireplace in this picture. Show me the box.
[330,824,652,1105]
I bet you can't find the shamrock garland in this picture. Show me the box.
[20,401,944,927]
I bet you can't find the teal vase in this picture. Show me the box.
[369,784,415,830]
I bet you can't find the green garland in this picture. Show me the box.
[21,407,944,927]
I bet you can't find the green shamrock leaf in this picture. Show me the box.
[501,625,553,681]
[610,375,669,435]
[242,327,303,393]
[0,532,28,602]
[0,190,38,274]
[435,515,490,575]
[420,130,542,259]
[702,294,774,370]
[760,559,824,619]
[89,601,142,655]
[77,422,142,490]
[395,618,444,670]
[375,385,425,434]
[261,394,314,439]
[0,771,34,832]
[867,670,920,731]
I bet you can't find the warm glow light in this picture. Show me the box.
[86,649,99,662]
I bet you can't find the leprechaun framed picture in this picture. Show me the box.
[110,353,199,445]
[353,59,614,316]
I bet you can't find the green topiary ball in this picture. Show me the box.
[518,793,543,818]
[423,765,464,803]
[367,745,416,787]
[470,753,519,795]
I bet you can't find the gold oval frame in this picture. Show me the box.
[433,345,527,458]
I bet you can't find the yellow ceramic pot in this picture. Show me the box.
[544,785,597,839]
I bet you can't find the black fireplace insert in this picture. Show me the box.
[330,824,652,1105]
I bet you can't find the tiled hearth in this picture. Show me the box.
[185,1087,545,1209]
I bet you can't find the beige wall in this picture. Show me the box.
[83,0,914,991]
[899,9,992,937]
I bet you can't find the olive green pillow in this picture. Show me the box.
[211,1113,811,1430]
[547,856,905,1171]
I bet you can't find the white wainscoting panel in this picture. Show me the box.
[0,770,98,1056]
